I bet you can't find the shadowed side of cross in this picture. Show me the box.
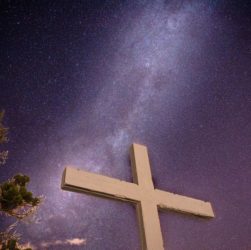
[61,143,214,250]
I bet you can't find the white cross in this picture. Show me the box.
[61,143,214,250]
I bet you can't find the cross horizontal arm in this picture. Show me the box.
[155,189,214,218]
[61,167,140,202]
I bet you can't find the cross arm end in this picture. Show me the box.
[155,189,215,218]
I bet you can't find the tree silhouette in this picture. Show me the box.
[0,111,42,250]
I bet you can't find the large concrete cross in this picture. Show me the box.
[61,143,214,250]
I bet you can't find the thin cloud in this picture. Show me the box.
[40,238,87,248]
[19,242,37,250]
[66,238,86,245]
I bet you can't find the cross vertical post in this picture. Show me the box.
[130,144,164,249]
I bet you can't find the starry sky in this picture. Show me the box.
[0,0,251,249]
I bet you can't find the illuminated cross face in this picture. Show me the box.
[61,143,214,250]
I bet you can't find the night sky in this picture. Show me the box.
[0,0,251,249]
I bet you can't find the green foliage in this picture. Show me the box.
[0,111,41,249]
[0,110,8,144]
[0,110,8,165]
[1,239,32,250]
[2,239,17,250]
[0,126,8,144]
[0,174,41,213]
[0,150,8,165]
